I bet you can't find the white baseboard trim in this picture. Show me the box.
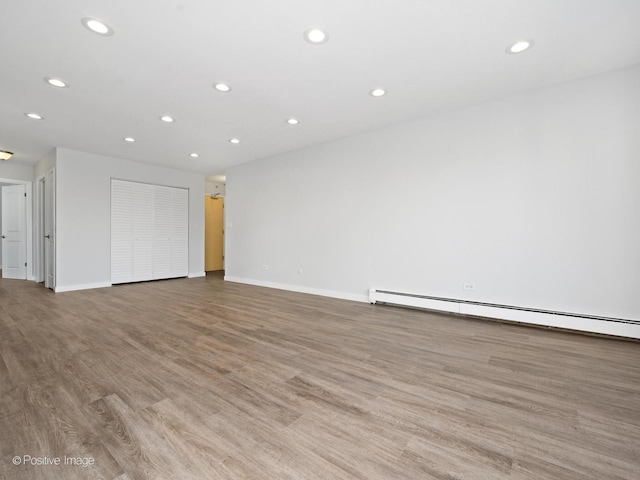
[54,282,112,293]
[188,271,206,278]
[369,289,640,340]
[224,276,369,303]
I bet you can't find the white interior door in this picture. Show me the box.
[1,184,27,279]
[44,169,55,289]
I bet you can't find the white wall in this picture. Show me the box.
[35,150,57,179]
[205,180,226,197]
[0,162,34,182]
[54,148,205,291]
[226,64,640,322]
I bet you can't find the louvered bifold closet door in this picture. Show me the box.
[111,180,134,284]
[132,183,154,282]
[153,185,173,280]
[111,180,189,285]
[170,187,189,277]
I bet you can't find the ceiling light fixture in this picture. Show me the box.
[229,138,240,144]
[286,118,299,125]
[214,83,231,92]
[190,153,199,158]
[369,88,386,97]
[160,115,174,123]
[45,77,69,88]
[506,39,533,54]
[304,27,328,44]
[81,17,114,36]
[0,150,13,161]
[25,113,43,120]
[124,137,136,142]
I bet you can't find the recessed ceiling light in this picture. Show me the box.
[81,17,114,36]
[229,138,240,144]
[45,77,68,88]
[286,118,299,125]
[304,27,328,44]
[506,40,533,54]
[190,153,199,158]
[160,115,174,123]
[25,113,43,120]
[214,83,231,92]
[369,88,386,97]
[123,137,136,142]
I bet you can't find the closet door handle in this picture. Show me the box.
[44,234,50,238]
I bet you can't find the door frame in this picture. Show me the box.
[33,171,56,288]
[35,175,45,282]
[43,169,55,289]
[0,177,33,280]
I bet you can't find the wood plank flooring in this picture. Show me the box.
[0,273,639,480]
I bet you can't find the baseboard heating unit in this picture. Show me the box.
[369,289,640,340]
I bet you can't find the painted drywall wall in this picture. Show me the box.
[205,180,226,197]
[54,148,205,291]
[0,162,34,182]
[226,64,640,321]
[35,150,57,179]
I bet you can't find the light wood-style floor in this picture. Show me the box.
[1,273,639,480]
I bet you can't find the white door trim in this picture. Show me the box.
[44,169,55,290]
[35,175,45,283]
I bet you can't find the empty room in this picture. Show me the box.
[1,1,639,479]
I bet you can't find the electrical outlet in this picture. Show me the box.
[298,268,304,275]
[463,282,476,291]
[262,264,269,271]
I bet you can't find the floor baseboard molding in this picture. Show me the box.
[54,282,112,293]
[223,276,369,303]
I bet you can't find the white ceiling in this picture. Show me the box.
[1,0,640,180]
